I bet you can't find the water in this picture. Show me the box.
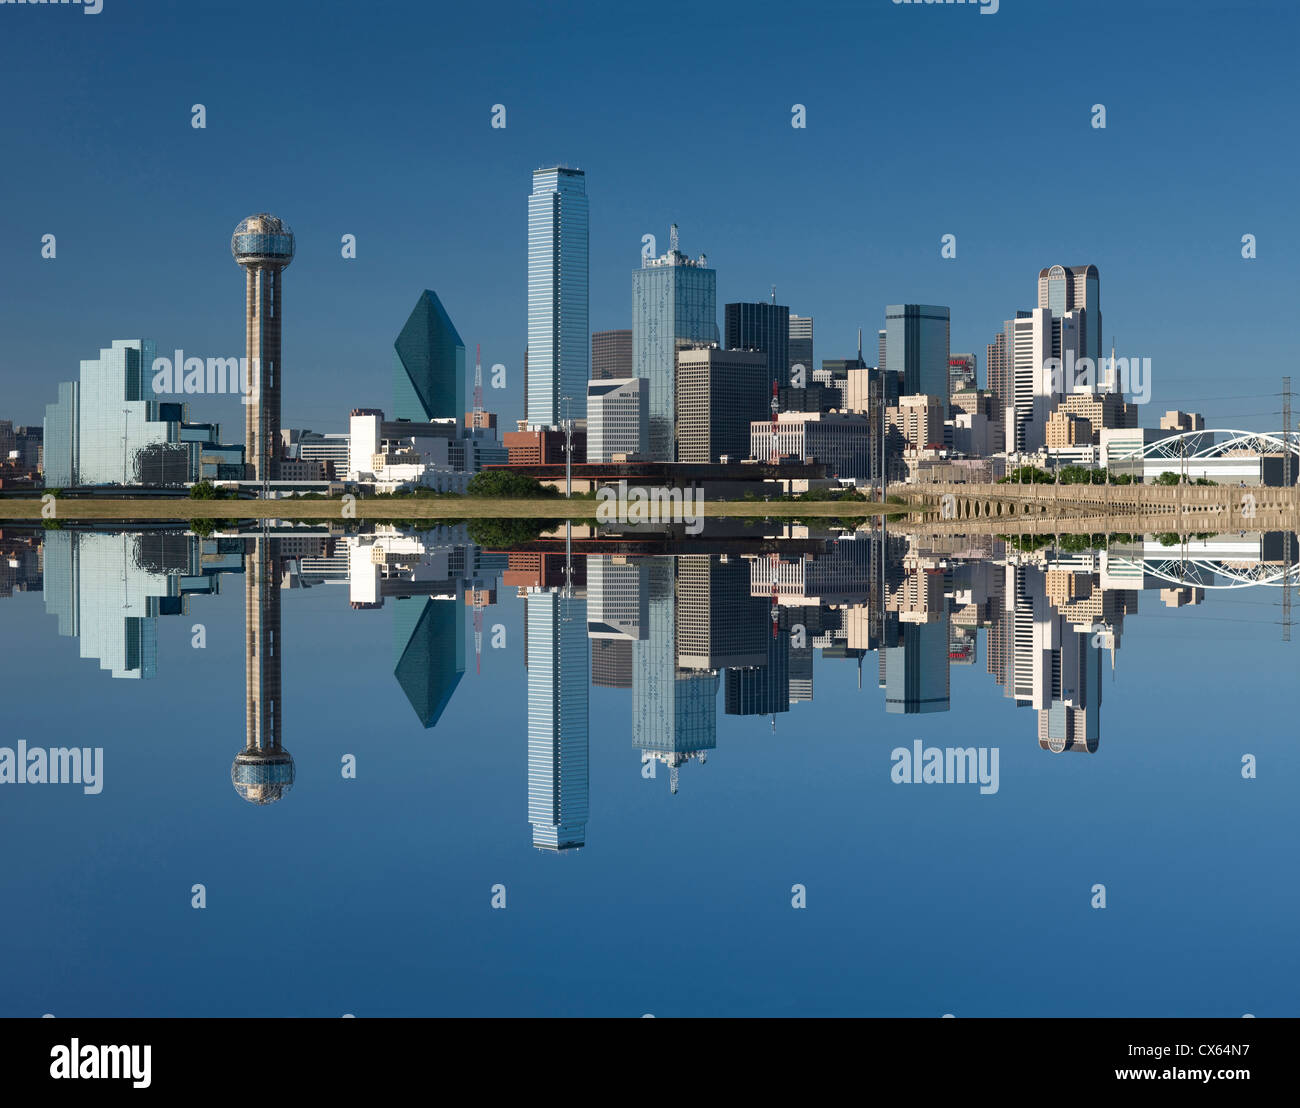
[0,522,1295,1016]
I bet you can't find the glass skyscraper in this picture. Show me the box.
[392,595,465,728]
[725,301,790,387]
[884,305,951,401]
[883,618,952,714]
[527,167,589,427]
[632,232,717,460]
[394,289,466,423]
[43,339,210,487]
[632,560,717,790]
[526,589,590,851]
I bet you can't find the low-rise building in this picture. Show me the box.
[749,410,869,479]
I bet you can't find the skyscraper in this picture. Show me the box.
[392,596,465,728]
[526,588,590,851]
[231,214,295,481]
[725,301,790,387]
[633,227,717,461]
[591,329,633,380]
[1038,264,1102,370]
[674,345,769,463]
[986,324,1014,427]
[43,340,235,486]
[789,314,814,381]
[884,304,950,401]
[393,289,466,422]
[527,167,589,426]
[633,560,717,793]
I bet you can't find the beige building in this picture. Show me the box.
[888,394,946,453]
[1045,409,1093,447]
[1160,410,1206,432]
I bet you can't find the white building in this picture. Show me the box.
[586,377,648,462]
[347,409,469,493]
[750,410,870,480]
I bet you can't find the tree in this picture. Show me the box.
[466,517,559,548]
[466,470,560,499]
[189,480,225,500]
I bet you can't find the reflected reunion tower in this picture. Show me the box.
[231,214,294,481]
[232,536,293,805]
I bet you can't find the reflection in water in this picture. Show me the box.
[13,523,1297,838]
[235,534,293,804]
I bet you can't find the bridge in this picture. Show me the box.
[901,481,1300,537]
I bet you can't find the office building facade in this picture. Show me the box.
[674,345,768,464]
[527,167,589,426]
[725,301,791,387]
[632,229,717,460]
[885,304,950,402]
[586,377,648,462]
[592,329,633,380]
[789,314,814,381]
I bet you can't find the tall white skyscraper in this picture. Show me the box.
[527,167,589,427]
[526,588,590,851]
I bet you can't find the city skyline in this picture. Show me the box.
[2,2,1292,440]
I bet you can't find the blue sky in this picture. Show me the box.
[1,0,1295,436]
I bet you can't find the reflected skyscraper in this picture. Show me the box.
[42,530,220,679]
[392,597,465,728]
[526,588,590,851]
[233,537,294,804]
[633,559,717,792]
[882,619,951,715]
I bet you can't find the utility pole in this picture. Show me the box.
[1283,377,1292,642]
[562,395,573,498]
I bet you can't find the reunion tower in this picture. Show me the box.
[231,214,294,481]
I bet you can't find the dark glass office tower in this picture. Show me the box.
[592,329,633,380]
[394,290,466,422]
[725,302,791,387]
[884,304,950,401]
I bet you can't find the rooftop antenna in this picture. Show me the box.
[669,223,679,253]
[857,327,863,362]
[770,285,776,305]
[473,342,484,427]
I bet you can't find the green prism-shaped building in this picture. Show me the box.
[393,289,466,422]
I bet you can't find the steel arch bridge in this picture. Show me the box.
[1138,429,1300,461]
[1113,555,1297,590]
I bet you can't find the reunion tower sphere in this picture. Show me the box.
[230,213,295,266]
[231,749,296,806]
